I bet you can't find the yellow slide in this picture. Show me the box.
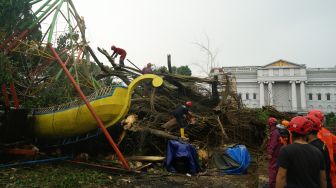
[31,74,163,139]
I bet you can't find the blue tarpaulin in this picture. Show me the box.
[165,140,200,174]
[221,144,251,175]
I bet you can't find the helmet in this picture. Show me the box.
[305,115,322,131]
[281,120,290,128]
[111,45,116,50]
[289,116,312,135]
[307,109,324,123]
[185,101,192,107]
[267,117,277,126]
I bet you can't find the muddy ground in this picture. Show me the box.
[0,155,268,188]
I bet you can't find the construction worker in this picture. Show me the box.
[306,115,332,188]
[162,101,194,139]
[276,116,327,188]
[278,120,291,146]
[309,109,336,187]
[141,63,153,97]
[111,45,127,67]
[266,117,281,188]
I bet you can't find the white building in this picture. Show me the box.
[210,60,336,113]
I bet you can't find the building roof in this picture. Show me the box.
[261,59,305,69]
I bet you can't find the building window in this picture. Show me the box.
[294,69,300,75]
[246,93,249,100]
[253,93,257,99]
[238,93,242,99]
[308,93,313,100]
[326,93,331,101]
[273,69,279,76]
[317,93,321,100]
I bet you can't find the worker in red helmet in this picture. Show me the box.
[161,101,194,139]
[111,45,127,67]
[309,109,336,187]
[306,115,332,188]
[141,63,153,97]
[276,116,327,188]
[266,117,281,188]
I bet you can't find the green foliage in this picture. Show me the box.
[255,109,270,125]
[1,164,113,187]
[154,65,192,76]
[56,32,80,51]
[0,2,104,109]
[153,66,168,74]
[0,0,42,41]
[176,65,192,76]
[325,112,336,128]
[0,53,12,83]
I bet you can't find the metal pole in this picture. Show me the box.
[1,84,10,109]
[126,59,141,71]
[47,44,130,170]
[9,82,19,109]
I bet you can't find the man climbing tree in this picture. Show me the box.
[111,45,127,67]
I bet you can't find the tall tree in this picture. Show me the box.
[0,0,42,41]
[193,34,219,76]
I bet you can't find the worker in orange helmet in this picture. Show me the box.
[276,116,327,188]
[281,120,289,128]
[277,120,291,146]
[309,109,336,188]
[266,117,281,188]
[306,115,332,188]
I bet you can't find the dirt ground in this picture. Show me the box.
[0,159,268,188]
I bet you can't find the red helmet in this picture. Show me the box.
[111,45,116,50]
[185,101,192,107]
[307,109,324,123]
[305,115,322,131]
[289,116,312,135]
[267,117,277,126]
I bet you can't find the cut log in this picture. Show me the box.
[126,156,165,162]
[130,126,187,141]
[161,118,177,131]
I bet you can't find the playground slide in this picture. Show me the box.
[31,74,163,139]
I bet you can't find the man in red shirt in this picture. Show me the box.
[267,117,281,188]
[111,45,127,67]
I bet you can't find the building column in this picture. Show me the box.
[259,82,264,107]
[268,81,274,106]
[290,81,297,111]
[300,81,307,110]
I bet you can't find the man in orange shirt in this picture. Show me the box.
[309,109,336,188]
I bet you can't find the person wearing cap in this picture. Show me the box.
[276,116,327,188]
[278,120,291,146]
[267,117,281,188]
[141,63,153,97]
[111,45,127,67]
[306,115,332,188]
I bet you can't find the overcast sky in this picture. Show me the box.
[72,0,336,76]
